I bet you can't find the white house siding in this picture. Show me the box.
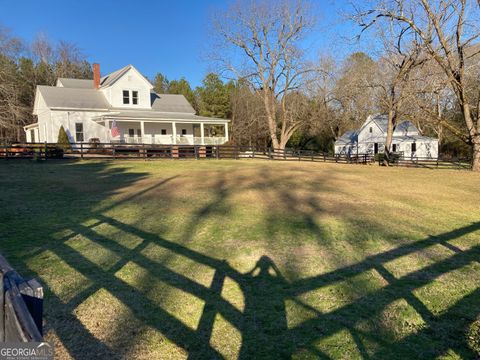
[357,121,384,144]
[25,127,39,143]
[42,110,110,143]
[335,139,438,158]
[101,68,152,109]
[144,122,173,136]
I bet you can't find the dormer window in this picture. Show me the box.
[122,90,139,105]
[132,91,138,105]
[123,90,130,104]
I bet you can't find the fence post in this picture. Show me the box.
[4,144,8,161]
[194,145,198,160]
[143,143,147,161]
[113,144,116,159]
[44,142,47,161]
[323,153,326,162]
[80,142,84,159]
[268,148,272,160]
[216,146,220,160]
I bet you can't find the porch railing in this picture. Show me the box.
[115,135,227,145]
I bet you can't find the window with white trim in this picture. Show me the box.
[123,90,130,104]
[132,91,138,105]
[75,123,84,142]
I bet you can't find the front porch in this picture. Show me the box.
[118,134,227,145]
[94,114,230,146]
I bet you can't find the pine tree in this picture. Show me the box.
[57,125,71,150]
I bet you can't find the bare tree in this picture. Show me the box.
[211,0,316,150]
[333,52,379,137]
[230,81,270,147]
[376,46,425,164]
[354,0,480,170]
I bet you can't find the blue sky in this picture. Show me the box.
[0,0,365,87]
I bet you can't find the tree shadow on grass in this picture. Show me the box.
[1,161,480,359]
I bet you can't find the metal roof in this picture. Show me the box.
[57,78,94,89]
[100,64,132,88]
[370,114,418,134]
[151,93,195,114]
[37,86,110,110]
[336,114,425,145]
[93,110,230,123]
[335,130,358,145]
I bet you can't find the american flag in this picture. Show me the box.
[111,120,120,138]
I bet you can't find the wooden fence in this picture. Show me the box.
[0,254,43,342]
[0,142,472,170]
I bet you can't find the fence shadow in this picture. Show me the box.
[1,161,479,359]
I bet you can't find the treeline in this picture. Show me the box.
[0,27,91,141]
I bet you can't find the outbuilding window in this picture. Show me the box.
[123,90,130,104]
[369,127,373,133]
[75,123,84,142]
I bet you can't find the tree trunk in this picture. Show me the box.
[263,91,280,150]
[460,102,480,172]
[383,109,396,166]
[473,138,480,172]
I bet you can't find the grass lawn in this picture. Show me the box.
[0,159,479,359]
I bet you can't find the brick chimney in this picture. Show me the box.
[93,63,100,89]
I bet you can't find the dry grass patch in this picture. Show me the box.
[0,160,479,359]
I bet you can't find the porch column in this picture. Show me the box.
[172,122,177,144]
[225,122,229,142]
[200,122,205,145]
[140,121,145,143]
[105,119,110,143]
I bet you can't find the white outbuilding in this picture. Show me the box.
[335,114,438,159]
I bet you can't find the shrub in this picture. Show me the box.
[375,152,401,164]
[57,126,71,151]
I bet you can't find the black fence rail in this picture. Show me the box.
[0,254,43,342]
[0,142,472,170]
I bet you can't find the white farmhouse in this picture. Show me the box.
[24,64,230,145]
[334,114,438,158]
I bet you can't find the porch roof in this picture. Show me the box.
[23,123,39,131]
[92,111,230,124]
